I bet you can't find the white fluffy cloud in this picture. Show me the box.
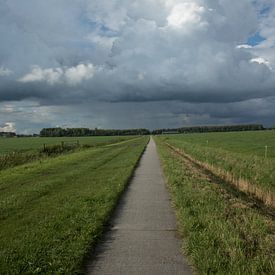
[0,122,16,132]
[19,64,96,85]
[19,67,63,85]
[65,64,96,85]
[250,57,272,69]
[167,2,206,29]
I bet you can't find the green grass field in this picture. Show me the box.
[163,130,275,158]
[158,131,275,198]
[0,136,148,274]
[155,138,275,274]
[0,136,136,154]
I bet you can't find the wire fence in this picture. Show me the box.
[204,140,275,159]
[264,145,275,159]
[43,140,80,150]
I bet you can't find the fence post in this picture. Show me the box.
[265,145,268,159]
[43,143,46,150]
[61,141,64,148]
[77,140,79,146]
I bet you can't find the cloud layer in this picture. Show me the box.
[0,0,275,132]
[19,64,96,85]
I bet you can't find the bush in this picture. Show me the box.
[0,144,81,171]
[0,152,37,170]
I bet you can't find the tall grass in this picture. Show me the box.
[0,151,38,170]
[0,144,80,171]
[155,139,275,274]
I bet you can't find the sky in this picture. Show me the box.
[0,0,275,133]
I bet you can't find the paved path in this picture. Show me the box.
[86,138,192,275]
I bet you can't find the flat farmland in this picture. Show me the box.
[155,131,275,273]
[0,136,136,154]
[155,138,275,274]
[0,136,148,274]
[158,131,275,198]
[162,130,275,158]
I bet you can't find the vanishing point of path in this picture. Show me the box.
[86,137,192,274]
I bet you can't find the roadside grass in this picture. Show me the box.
[155,139,275,274]
[0,137,148,274]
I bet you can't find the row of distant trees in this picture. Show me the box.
[0,132,16,137]
[40,127,150,137]
[151,124,265,135]
[40,124,268,137]
[2,124,273,138]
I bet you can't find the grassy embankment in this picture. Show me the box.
[155,138,275,274]
[158,131,275,207]
[0,136,148,274]
[0,136,137,170]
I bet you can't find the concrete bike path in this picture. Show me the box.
[86,137,192,274]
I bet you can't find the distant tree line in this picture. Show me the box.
[1,124,272,138]
[40,128,150,137]
[151,124,265,135]
[39,124,268,137]
[0,132,16,137]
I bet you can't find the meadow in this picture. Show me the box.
[158,131,275,206]
[0,136,136,154]
[163,130,275,158]
[0,136,148,274]
[1,131,274,274]
[155,138,275,274]
[0,136,139,171]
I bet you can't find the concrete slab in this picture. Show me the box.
[86,137,192,275]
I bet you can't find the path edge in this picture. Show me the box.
[153,136,195,274]
[80,136,150,274]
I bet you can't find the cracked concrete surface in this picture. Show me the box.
[86,137,192,275]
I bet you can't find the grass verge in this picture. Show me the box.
[155,138,275,274]
[0,137,148,274]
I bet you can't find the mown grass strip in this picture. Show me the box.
[0,136,137,171]
[0,136,137,155]
[155,138,275,274]
[0,137,148,274]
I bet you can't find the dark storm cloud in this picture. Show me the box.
[0,0,275,132]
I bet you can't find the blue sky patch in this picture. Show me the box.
[260,6,271,16]
[247,32,265,46]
